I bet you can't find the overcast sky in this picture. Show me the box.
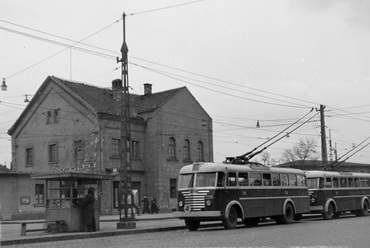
[1,0,370,167]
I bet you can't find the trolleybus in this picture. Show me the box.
[173,162,310,231]
[306,170,370,220]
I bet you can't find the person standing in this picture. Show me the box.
[150,196,158,214]
[141,195,150,214]
[80,187,96,232]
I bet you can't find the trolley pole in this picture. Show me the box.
[117,12,136,229]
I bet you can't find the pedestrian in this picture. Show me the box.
[150,196,158,214]
[80,187,96,232]
[141,195,150,214]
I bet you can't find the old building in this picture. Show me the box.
[3,75,213,220]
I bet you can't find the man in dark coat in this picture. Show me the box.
[141,195,150,214]
[80,187,96,232]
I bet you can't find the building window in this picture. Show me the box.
[48,143,58,163]
[131,141,140,159]
[112,138,120,157]
[168,137,176,159]
[46,109,59,124]
[26,147,34,167]
[74,140,83,164]
[197,141,204,161]
[35,184,45,205]
[54,109,59,123]
[46,111,52,124]
[170,178,177,198]
[183,139,190,161]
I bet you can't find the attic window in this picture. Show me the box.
[46,109,59,124]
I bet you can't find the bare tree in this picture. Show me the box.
[260,151,271,166]
[281,137,319,164]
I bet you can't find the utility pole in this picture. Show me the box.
[117,12,136,230]
[319,104,328,168]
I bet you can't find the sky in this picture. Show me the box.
[1,0,370,168]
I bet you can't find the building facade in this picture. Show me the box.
[2,75,213,220]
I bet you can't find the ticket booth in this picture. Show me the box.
[31,172,112,232]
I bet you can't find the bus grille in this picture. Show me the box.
[181,190,209,212]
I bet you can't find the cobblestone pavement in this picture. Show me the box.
[3,214,370,248]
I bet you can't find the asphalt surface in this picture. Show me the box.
[0,213,186,246]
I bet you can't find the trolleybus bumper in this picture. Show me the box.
[173,211,222,218]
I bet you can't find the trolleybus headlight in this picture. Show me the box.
[179,201,183,207]
[206,199,212,206]
[311,198,316,203]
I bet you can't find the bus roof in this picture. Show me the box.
[178,162,305,175]
[305,170,370,178]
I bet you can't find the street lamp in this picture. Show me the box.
[1,78,7,91]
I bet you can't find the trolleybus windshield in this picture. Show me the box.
[307,177,324,189]
[178,172,218,188]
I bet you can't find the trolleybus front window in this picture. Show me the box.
[195,172,217,187]
[178,174,194,189]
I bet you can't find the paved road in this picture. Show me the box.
[4,214,370,247]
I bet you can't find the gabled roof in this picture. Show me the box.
[52,76,186,115]
[8,76,187,134]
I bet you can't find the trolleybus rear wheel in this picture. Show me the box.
[276,203,294,224]
[323,203,334,220]
[222,206,238,229]
[355,200,369,217]
[185,219,200,231]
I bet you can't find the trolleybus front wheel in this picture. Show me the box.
[184,219,200,231]
[222,206,238,229]
[323,203,334,220]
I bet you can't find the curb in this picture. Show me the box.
[0,225,186,246]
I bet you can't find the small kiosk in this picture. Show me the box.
[31,172,112,232]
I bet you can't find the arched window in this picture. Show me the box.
[197,141,204,161]
[169,137,176,159]
[184,139,190,161]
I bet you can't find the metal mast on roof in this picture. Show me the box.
[117,12,136,229]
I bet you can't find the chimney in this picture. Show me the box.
[144,83,152,95]
[111,79,122,101]
[112,79,122,90]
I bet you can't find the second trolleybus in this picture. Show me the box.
[173,162,310,231]
[306,170,370,220]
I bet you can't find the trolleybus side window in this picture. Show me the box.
[217,172,225,187]
[360,178,366,187]
[272,173,280,186]
[238,172,249,186]
[289,174,297,186]
[227,172,237,186]
[340,178,348,188]
[318,177,324,188]
[262,173,272,186]
[281,174,289,186]
[297,174,306,187]
[348,178,355,187]
[333,177,339,188]
[366,178,370,187]
[325,177,332,188]
[354,178,360,187]
[250,172,262,186]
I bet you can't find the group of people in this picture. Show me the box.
[77,189,159,232]
[140,195,159,214]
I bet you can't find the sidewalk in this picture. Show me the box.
[0,213,185,246]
